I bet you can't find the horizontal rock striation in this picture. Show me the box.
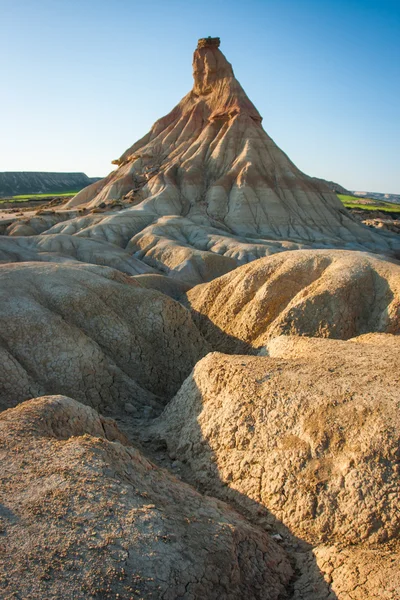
[62,40,398,258]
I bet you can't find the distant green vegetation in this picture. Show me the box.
[0,197,29,204]
[0,190,78,205]
[12,190,79,199]
[337,194,400,213]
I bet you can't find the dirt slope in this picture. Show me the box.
[0,262,208,415]
[152,334,400,598]
[0,395,292,599]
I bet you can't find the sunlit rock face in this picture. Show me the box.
[63,38,398,259]
[152,334,400,599]
[1,37,399,284]
[184,249,400,353]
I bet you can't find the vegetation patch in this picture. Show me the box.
[337,194,400,213]
[0,191,78,205]
[11,190,79,199]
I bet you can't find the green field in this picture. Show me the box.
[11,190,79,199]
[0,190,78,204]
[337,194,400,213]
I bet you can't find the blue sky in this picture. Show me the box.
[1,0,399,192]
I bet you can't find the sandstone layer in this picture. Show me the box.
[0,262,208,414]
[0,395,292,599]
[152,334,400,598]
[185,249,400,353]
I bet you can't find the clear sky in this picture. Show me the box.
[1,0,399,192]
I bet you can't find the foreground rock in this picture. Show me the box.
[0,395,292,599]
[152,334,400,598]
[185,249,400,353]
[0,262,208,414]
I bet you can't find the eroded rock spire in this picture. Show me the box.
[64,38,399,260]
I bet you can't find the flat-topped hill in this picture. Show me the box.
[0,171,100,197]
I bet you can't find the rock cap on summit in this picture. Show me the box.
[197,36,221,49]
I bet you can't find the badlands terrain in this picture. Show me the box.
[0,37,399,599]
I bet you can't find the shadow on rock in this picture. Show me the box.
[144,385,338,600]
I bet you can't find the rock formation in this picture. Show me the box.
[0,232,157,275]
[0,262,208,414]
[0,36,399,599]
[0,395,292,599]
[184,249,400,353]
[62,37,398,259]
[1,38,398,287]
[152,334,400,598]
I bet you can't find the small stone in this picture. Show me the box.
[124,403,137,414]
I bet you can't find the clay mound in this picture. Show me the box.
[0,395,292,600]
[185,249,400,352]
[61,39,398,257]
[3,210,302,285]
[4,211,78,236]
[0,262,208,414]
[128,216,239,284]
[153,334,400,598]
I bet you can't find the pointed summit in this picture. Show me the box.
[66,39,398,258]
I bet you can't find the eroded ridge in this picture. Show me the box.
[152,334,400,598]
[0,395,293,599]
[185,249,400,352]
[0,262,209,414]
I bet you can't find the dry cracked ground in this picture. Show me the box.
[1,37,400,600]
[0,249,399,599]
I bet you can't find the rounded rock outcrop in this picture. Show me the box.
[185,249,400,352]
[153,334,400,598]
[0,262,209,414]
